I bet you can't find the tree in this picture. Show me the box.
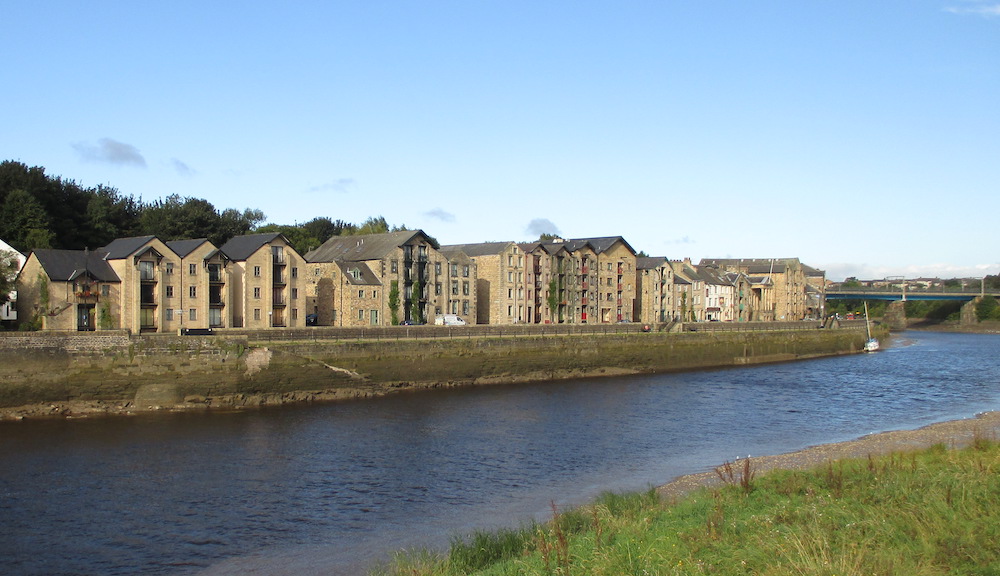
[546,278,559,323]
[0,249,19,305]
[216,208,265,246]
[388,280,401,325]
[409,279,423,324]
[0,189,54,251]
[975,296,1000,322]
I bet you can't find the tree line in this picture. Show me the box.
[0,160,404,255]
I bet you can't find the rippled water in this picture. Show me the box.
[1,331,998,575]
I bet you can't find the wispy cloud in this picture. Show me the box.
[308,178,356,194]
[525,218,561,238]
[669,235,695,245]
[944,1,1000,16]
[171,158,196,177]
[424,208,455,223]
[72,138,147,167]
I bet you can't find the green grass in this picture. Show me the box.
[372,437,1000,576]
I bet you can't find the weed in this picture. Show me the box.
[715,457,756,494]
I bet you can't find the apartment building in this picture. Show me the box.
[700,258,823,321]
[635,256,674,324]
[219,233,306,329]
[305,230,459,326]
[441,242,524,325]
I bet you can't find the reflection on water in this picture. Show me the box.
[1,331,998,575]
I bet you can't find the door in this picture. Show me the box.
[77,304,95,331]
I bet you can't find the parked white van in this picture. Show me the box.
[434,314,467,326]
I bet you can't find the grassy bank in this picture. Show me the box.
[375,437,1000,575]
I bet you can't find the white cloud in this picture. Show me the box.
[72,138,146,167]
[424,208,455,223]
[525,218,561,238]
[171,158,196,177]
[944,2,1000,16]
[308,178,356,194]
[821,261,1000,282]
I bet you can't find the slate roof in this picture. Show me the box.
[305,230,427,263]
[439,241,514,258]
[337,262,381,286]
[166,238,210,259]
[31,249,119,282]
[219,233,285,261]
[700,258,798,275]
[101,235,158,259]
[636,256,668,270]
[541,236,636,256]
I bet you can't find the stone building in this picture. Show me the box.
[219,233,307,329]
[16,248,121,331]
[635,256,674,325]
[305,230,463,326]
[440,242,524,325]
[699,258,823,321]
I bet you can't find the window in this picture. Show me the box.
[373,290,378,299]
[189,286,197,298]
[253,266,261,277]
[358,289,365,298]
[451,281,459,295]
[507,288,513,299]
[314,268,321,276]
[253,287,261,299]
[435,262,441,275]
[291,288,298,300]
[462,300,469,315]
[391,260,398,273]
[139,261,155,281]
[462,281,469,295]
[166,286,174,298]
[450,264,458,276]
[254,309,261,321]
[435,283,442,295]
[370,309,379,325]
[166,309,173,321]
[462,265,469,277]
[189,264,197,275]
[189,309,197,321]
[101,284,110,297]
[291,267,298,278]
[358,309,365,321]
[291,308,298,321]
[165,263,174,275]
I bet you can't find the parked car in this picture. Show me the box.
[305,314,318,326]
[434,314,466,326]
[400,319,423,325]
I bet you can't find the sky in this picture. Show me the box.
[4,1,999,281]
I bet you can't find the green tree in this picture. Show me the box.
[0,249,19,305]
[388,280,401,325]
[216,208,265,246]
[410,279,423,324]
[0,189,55,251]
[546,278,559,323]
[975,296,1000,322]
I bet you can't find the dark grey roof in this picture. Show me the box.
[541,236,636,256]
[166,238,211,258]
[305,230,428,263]
[101,235,158,259]
[636,256,668,270]
[440,241,515,258]
[219,233,285,261]
[700,258,798,275]
[31,249,119,282]
[337,262,381,286]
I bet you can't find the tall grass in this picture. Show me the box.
[374,437,1000,575]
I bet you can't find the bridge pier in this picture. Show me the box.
[961,298,980,325]
[883,300,907,331]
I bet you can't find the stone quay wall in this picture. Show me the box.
[0,325,871,418]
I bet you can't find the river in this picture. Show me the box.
[1,331,998,575]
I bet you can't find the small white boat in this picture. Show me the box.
[863,302,880,352]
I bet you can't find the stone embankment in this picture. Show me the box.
[0,325,873,420]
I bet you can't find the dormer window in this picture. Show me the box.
[351,268,361,280]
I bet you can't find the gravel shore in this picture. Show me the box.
[657,410,1000,500]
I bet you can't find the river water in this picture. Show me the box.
[2,331,998,575]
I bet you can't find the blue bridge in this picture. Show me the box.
[825,287,997,302]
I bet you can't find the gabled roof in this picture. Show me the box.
[101,235,159,260]
[305,230,430,263]
[700,258,799,275]
[439,241,516,258]
[438,247,474,263]
[219,233,286,261]
[166,238,211,259]
[337,262,381,286]
[541,236,636,256]
[30,249,119,282]
[636,256,669,270]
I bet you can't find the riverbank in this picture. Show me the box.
[656,409,1000,500]
[0,327,872,421]
[378,410,1000,576]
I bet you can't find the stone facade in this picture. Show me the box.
[441,242,524,325]
[305,230,467,326]
[221,234,307,329]
[635,257,674,324]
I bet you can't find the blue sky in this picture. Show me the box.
[5,1,999,281]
